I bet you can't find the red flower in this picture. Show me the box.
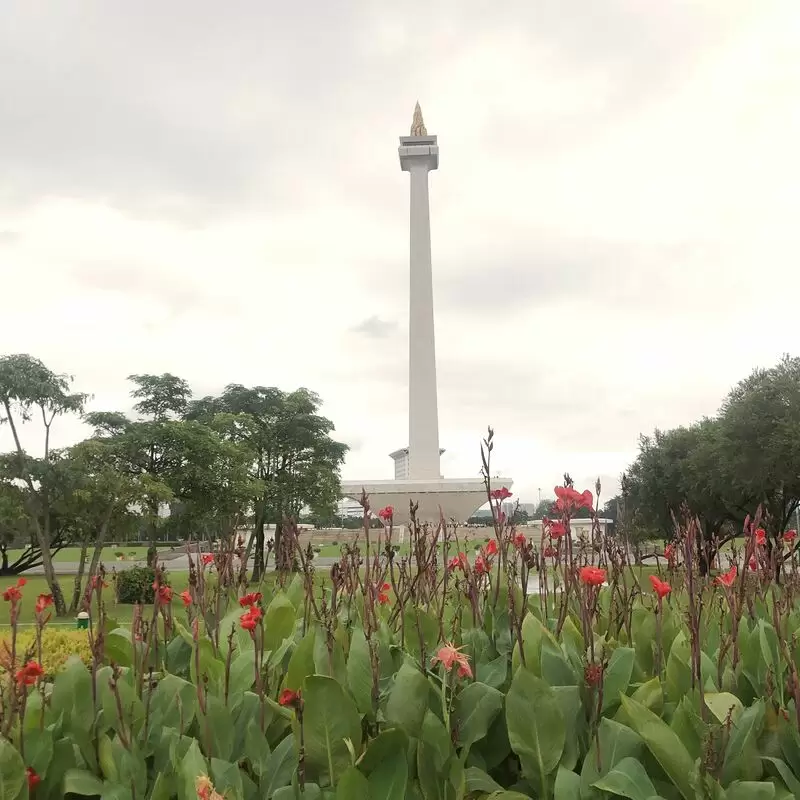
[91,575,108,589]
[649,574,672,599]
[447,554,464,572]
[485,539,498,557]
[431,642,473,679]
[15,661,44,687]
[748,556,758,572]
[543,544,556,558]
[474,556,488,576]
[26,767,40,790]
[548,521,567,539]
[378,592,390,605]
[201,553,215,566]
[240,605,263,634]
[239,592,263,608]
[755,528,767,546]
[490,487,512,501]
[513,533,526,549]
[664,544,674,562]
[376,582,390,604]
[3,577,26,603]
[377,506,394,521]
[156,585,173,604]
[784,529,797,543]
[715,565,738,588]
[35,593,53,615]
[554,486,593,514]
[180,590,192,608]
[579,566,606,587]
[278,688,301,708]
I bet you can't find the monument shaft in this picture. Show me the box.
[400,107,440,480]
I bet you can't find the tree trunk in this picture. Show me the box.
[252,510,265,581]
[0,546,7,572]
[69,543,89,614]
[40,544,67,616]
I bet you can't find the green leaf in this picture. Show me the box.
[592,756,658,800]
[506,667,565,795]
[726,781,776,800]
[464,766,503,794]
[705,692,744,724]
[477,654,508,689]
[286,626,316,691]
[763,757,800,799]
[454,681,504,751]
[580,717,644,800]
[618,694,695,800]
[629,677,663,716]
[301,674,362,787]
[420,710,451,771]
[385,662,429,737]
[24,725,52,780]
[105,629,134,668]
[603,648,636,713]
[244,718,271,777]
[554,766,581,800]
[367,749,408,800]
[211,757,244,799]
[260,734,296,798]
[180,740,208,800]
[722,700,766,785]
[263,593,297,653]
[337,767,369,798]
[229,651,255,695]
[150,673,198,733]
[62,769,104,796]
[51,656,94,735]
[201,693,236,761]
[346,627,374,715]
[357,728,409,774]
[0,738,26,799]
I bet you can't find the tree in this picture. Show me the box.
[188,385,348,576]
[0,354,88,615]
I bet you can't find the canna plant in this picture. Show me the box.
[0,437,798,798]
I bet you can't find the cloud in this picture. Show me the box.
[349,316,399,339]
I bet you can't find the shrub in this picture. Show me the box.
[116,565,169,604]
[0,629,92,677]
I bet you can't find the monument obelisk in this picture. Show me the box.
[341,105,512,522]
[401,102,441,480]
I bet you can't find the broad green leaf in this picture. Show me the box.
[603,648,636,712]
[506,667,565,795]
[477,654,508,689]
[337,767,368,798]
[105,628,134,668]
[763,757,800,799]
[357,728,409,775]
[347,627,374,715]
[273,783,322,799]
[24,725,52,781]
[580,717,643,800]
[420,710,451,771]
[592,756,658,800]
[244,718,271,777]
[202,693,236,761]
[454,681,504,751]
[286,626,316,691]
[705,692,744,724]
[465,766,503,794]
[62,769,104,796]
[0,738,26,799]
[630,677,663,716]
[210,757,244,799]
[261,734,296,797]
[180,740,208,800]
[368,750,407,800]
[51,656,94,735]
[263,593,297,652]
[150,673,198,734]
[385,662,429,737]
[301,674,362,787]
[541,638,577,686]
[726,781,776,800]
[722,700,766,785]
[618,694,694,800]
[554,766,581,799]
[553,685,582,771]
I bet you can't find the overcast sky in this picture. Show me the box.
[2,1,799,507]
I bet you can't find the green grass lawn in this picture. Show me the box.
[7,545,167,564]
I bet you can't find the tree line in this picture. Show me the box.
[0,354,347,615]
[620,354,800,574]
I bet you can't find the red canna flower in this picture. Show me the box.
[749,556,758,572]
[26,767,40,790]
[180,590,192,608]
[485,539,498,557]
[554,486,593,514]
[35,593,53,614]
[755,528,767,546]
[239,592,262,608]
[240,612,258,633]
[91,575,108,589]
[377,582,390,604]
[431,642,473,679]
[513,533,527,549]
[490,487,512,501]
[3,577,26,603]
[664,544,674,562]
[201,553,215,566]
[784,529,797,543]
[579,566,606,587]
[16,660,44,687]
[543,544,556,558]
[377,506,393,521]
[548,521,566,539]
[474,555,488,576]
[715,565,738,588]
[278,688,301,708]
[649,574,672,599]
[157,585,173,604]
[447,555,463,572]
[584,662,603,687]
